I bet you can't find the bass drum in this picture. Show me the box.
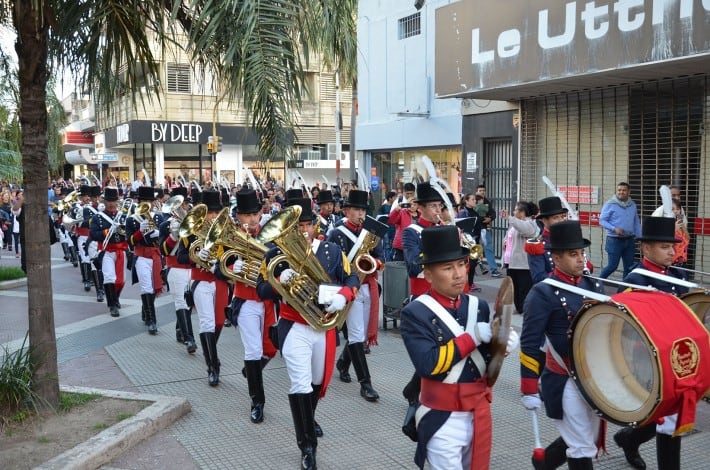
[569,291,710,428]
[680,290,710,400]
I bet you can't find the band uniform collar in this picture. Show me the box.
[641,257,668,275]
[429,288,461,310]
[418,217,438,228]
[553,267,582,286]
[345,219,361,231]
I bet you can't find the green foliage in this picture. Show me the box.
[0,266,26,282]
[0,334,39,426]
[93,422,109,430]
[37,435,50,443]
[57,391,101,412]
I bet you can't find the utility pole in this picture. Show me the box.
[334,71,342,188]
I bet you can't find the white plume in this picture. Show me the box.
[659,185,674,218]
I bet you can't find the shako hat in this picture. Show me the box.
[316,190,335,205]
[537,197,568,218]
[190,190,202,205]
[420,226,470,265]
[60,186,71,196]
[547,220,591,251]
[292,198,316,222]
[236,189,261,214]
[285,188,304,206]
[103,187,119,202]
[171,186,188,198]
[344,189,369,209]
[79,184,91,196]
[637,217,680,243]
[201,190,222,212]
[89,185,102,198]
[404,182,416,192]
[137,186,156,201]
[416,182,444,204]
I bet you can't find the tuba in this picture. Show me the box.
[178,204,214,270]
[262,206,350,332]
[204,207,269,287]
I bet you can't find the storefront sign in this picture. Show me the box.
[466,152,477,172]
[63,131,94,146]
[151,122,204,143]
[558,185,599,204]
[435,0,710,98]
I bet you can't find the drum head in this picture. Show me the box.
[570,302,661,426]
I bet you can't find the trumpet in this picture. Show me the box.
[461,232,484,261]
[178,204,215,270]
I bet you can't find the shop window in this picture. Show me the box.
[166,63,192,94]
[398,12,421,40]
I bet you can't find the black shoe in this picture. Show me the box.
[360,382,379,402]
[250,403,264,423]
[176,327,184,343]
[614,428,647,470]
[314,420,323,438]
[208,368,219,386]
[336,358,351,383]
[186,340,197,354]
[223,318,232,328]
[109,306,120,317]
[300,447,316,470]
[83,281,92,292]
[96,289,105,303]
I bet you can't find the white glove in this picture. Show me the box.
[139,219,150,232]
[522,394,542,411]
[472,322,492,346]
[97,203,105,212]
[232,256,244,274]
[147,229,160,239]
[279,268,297,283]
[506,329,520,355]
[170,219,181,235]
[198,247,211,262]
[325,293,347,313]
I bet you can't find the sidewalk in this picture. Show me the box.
[2,247,708,468]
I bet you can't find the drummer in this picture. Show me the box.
[613,216,687,470]
[520,220,605,470]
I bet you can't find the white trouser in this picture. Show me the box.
[59,228,72,245]
[194,280,216,333]
[427,411,474,469]
[237,300,265,360]
[556,379,601,459]
[101,251,118,283]
[345,283,370,344]
[135,256,155,294]
[167,267,190,310]
[78,235,91,264]
[281,322,326,394]
[657,413,678,436]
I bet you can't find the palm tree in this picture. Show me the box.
[2,0,357,408]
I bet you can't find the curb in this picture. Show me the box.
[35,386,191,470]
[0,277,27,290]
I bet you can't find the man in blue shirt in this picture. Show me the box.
[598,182,641,279]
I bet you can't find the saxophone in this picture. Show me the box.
[351,216,389,282]
[262,206,350,332]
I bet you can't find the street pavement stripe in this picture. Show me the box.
[0,290,143,304]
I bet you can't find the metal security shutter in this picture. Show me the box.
[482,138,513,259]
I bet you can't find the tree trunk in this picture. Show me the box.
[15,1,60,408]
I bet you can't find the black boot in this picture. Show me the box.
[241,356,271,377]
[104,283,120,317]
[69,244,79,267]
[566,457,593,470]
[200,332,220,386]
[289,393,317,470]
[176,309,197,353]
[349,342,379,402]
[656,434,681,470]
[145,293,157,334]
[61,242,71,261]
[175,323,184,343]
[311,384,323,438]
[140,293,149,325]
[336,344,352,383]
[92,269,104,303]
[532,436,568,470]
[80,263,92,291]
[614,425,655,470]
[245,360,266,423]
[402,371,421,404]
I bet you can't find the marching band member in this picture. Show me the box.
[231,188,278,422]
[316,190,340,237]
[256,198,358,470]
[76,185,97,295]
[520,221,605,470]
[613,217,688,470]
[327,189,384,402]
[126,186,166,334]
[525,196,569,283]
[178,190,228,386]
[89,187,127,317]
[400,225,516,469]
[159,186,197,354]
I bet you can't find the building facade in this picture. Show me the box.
[435,0,710,272]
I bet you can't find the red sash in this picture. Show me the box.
[364,273,380,346]
[420,377,492,470]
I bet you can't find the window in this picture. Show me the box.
[398,12,421,40]
[166,63,192,94]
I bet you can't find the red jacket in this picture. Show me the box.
[389,208,418,250]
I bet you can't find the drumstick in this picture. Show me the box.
[531,410,545,463]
